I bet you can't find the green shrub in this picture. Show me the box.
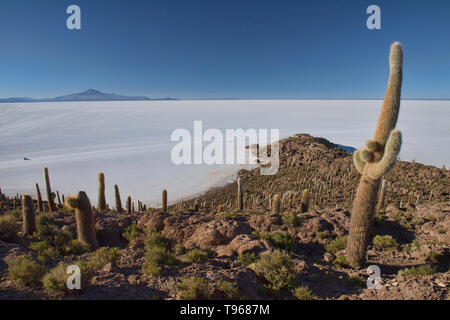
[85,247,120,270]
[29,241,59,264]
[348,276,365,288]
[262,232,294,250]
[142,246,178,276]
[122,224,141,243]
[315,231,328,239]
[250,250,294,292]
[235,252,258,266]
[145,230,170,250]
[65,239,90,255]
[398,265,435,277]
[177,276,210,299]
[8,255,45,285]
[282,213,300,228]
[185,249,208,263]
[0,214,19,241]
[325,236,347,254]
[216,280,239,299]
[293,286,315,300]
[423,252,446,263]
[174,241,186,255]
[332,256,349,269]
[42,261,92,296]
[372,235,399,251]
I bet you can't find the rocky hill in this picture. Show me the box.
[0,133,448,300]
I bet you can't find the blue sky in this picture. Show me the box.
[0,0,449,99]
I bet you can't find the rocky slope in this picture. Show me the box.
[0,134,448,300]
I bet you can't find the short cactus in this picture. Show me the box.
[237,177,244,211]
[114,184,123,213]
[300,189,309,213]
[21,194,36,236]
[162,189,168,212]
[376,179,387,210]
[35,183,43,213]
[65,191,98,249]
[347,42,403,269]
[272,194,280,214]
[97,172,107,211]
[43,167,56,212]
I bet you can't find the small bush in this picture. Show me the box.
[0,214,19,241]
[398,265,435,277]
[332,256,349,269]
[29,241,59,264]
[185,249,208,263]
[8,255,45,285]
[235,252,258,266]
[142,246,178,276]
[217,280,239,299]
[325,236,347,254]
[423,252,446,263]
[315,231,328,239]
[177,276,210,299]
[250,250,294,292]
[293,286,315,300]
[65,239,90,255]
[174,241,186,255]
[85,247,120,270]
[348,276,365,288]
[372,235,399,251]
[42,262,92,296]
[145,230,170,250]
[122,224,141,244]
[282,213,300,228]
[262,232,294,250]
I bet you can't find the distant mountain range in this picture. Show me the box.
[0,89,177,103]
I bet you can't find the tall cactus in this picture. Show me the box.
[114,184,123,213]
[65,191,98,249]
[162,189,168,212]
[43,167,56,212]
[22,194,36,236]
[35,183,43,213]
[56,190,62,206]
[236,177,244,211]
[97,172,107,211]
[347,42,403,269]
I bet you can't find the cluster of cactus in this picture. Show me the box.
[346,42,403,269]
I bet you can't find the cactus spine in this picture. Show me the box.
[97,172,107,211]
[272,194,280,214]
[162,189,168,212]
[35,183,43,213]
[376,179,387,210]
[300,189,309,213]
[114,184,123,213]
[237,177,244,211]
[65,191,98,249]
[127,196,132,214]
[346,42,403,269]
[43,167,56,212]
[21,194,36,236]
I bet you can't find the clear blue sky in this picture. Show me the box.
[0,0,449,99]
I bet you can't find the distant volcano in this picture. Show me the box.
[0,89,177,103]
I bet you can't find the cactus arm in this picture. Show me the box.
[367,130,402,180]
[353,150,365,174]
[374,42,403,147]
[65,196,79,209]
